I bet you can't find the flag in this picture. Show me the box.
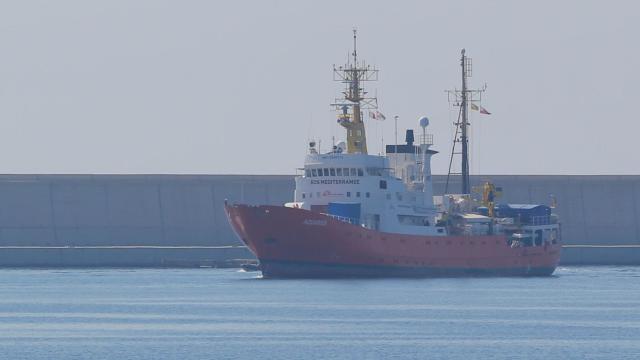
[470,103,479,111]
[370,110,386,120]
[479,106,491,115]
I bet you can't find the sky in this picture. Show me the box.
[0,0,638,175]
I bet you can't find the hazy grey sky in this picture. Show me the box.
[0,1,637,175]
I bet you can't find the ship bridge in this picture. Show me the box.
[296,151,399,208]
[291,143,441,236]
[303,152,389,175]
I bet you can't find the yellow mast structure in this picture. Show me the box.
[479,181,501,217]
[333,30,379,154]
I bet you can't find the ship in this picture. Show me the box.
[225,31,561,278]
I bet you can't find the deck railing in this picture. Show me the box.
[528,215,551,226]
[323,213,358,225]
[419,133,434,145]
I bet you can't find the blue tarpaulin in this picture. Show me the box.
[495,204,551,222]
[328,202,361,223]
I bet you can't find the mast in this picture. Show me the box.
[332,29,379,154]
[460,49,470,194]
[445,49,485,194]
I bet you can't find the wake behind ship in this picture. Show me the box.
[226,31,561,278]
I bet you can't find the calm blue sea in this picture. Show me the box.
[0,267,639,360]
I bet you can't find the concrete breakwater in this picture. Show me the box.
[0,174,638,266]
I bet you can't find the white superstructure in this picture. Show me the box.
[291,125,445,236]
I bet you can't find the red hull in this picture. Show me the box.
[225,204,561,278]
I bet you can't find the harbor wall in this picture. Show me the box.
[0,174,638,266]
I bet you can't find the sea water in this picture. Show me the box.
[0,267,638,360]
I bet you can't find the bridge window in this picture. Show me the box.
[366,168,382,176]
[336,168,343,176]
[379,180,387,189]
[305,169,311,177]
[323,168,329,176]
[311,169,317,177]
[330,168,336,176]
[350,168,357,176]
[357,168,364,176]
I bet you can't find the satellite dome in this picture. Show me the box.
[419,116,430,128]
